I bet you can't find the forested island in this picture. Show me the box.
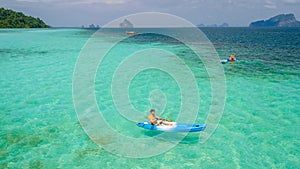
[0,8,49,28]
[250,13,300,27]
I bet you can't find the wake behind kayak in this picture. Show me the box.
[136,121,206,132]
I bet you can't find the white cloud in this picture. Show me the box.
[264,0,277,9]
[6,0,300,27]
[15,0,131,5]
[281,0,300,3]
[102,0,130,4]
[15,0,33,1]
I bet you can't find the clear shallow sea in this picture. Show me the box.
[0,28,299,168]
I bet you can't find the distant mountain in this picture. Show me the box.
[197,23,229,27]
[219,23,229,27]
[88,24,100,29]
[197,24,205,27]
[250,13,300,27]
[0,8,49,28]
[119,19,133,28]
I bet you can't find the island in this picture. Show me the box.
[0,8,49,28]
[249,13,300,27]
[119,19,134,28]
[197,23,229,27]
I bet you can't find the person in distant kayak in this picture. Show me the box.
[230,54,236,61]
[148,109,172,126]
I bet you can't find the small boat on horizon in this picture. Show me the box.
[126,31,137,35]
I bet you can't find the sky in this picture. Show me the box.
[1,0,300,27]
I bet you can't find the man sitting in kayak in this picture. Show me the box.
[148,109,172,126]
[230,54,236,61]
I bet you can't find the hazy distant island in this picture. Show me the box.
[81,24,100,29]
[250,13,300,27]
[197,23,229,27]
[0,8,49,28]
[120,19,134,28]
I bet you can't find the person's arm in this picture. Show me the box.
[148,116,156,124]
[155,115,165,121]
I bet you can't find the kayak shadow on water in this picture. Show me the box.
[143,130,163,137]
[142,131,200,145]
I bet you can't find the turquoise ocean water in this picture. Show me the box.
[0,28,299,168]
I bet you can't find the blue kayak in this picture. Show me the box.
[136,121,206,132]
[221,58,238,64]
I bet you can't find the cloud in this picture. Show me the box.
[264,0,277,9]
[103,0,131,4]
[280,0,300,3]
[15,0,131,5]
[5,0,300,27]
[15,0,50,2]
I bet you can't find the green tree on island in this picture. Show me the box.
[0,8,49,28]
